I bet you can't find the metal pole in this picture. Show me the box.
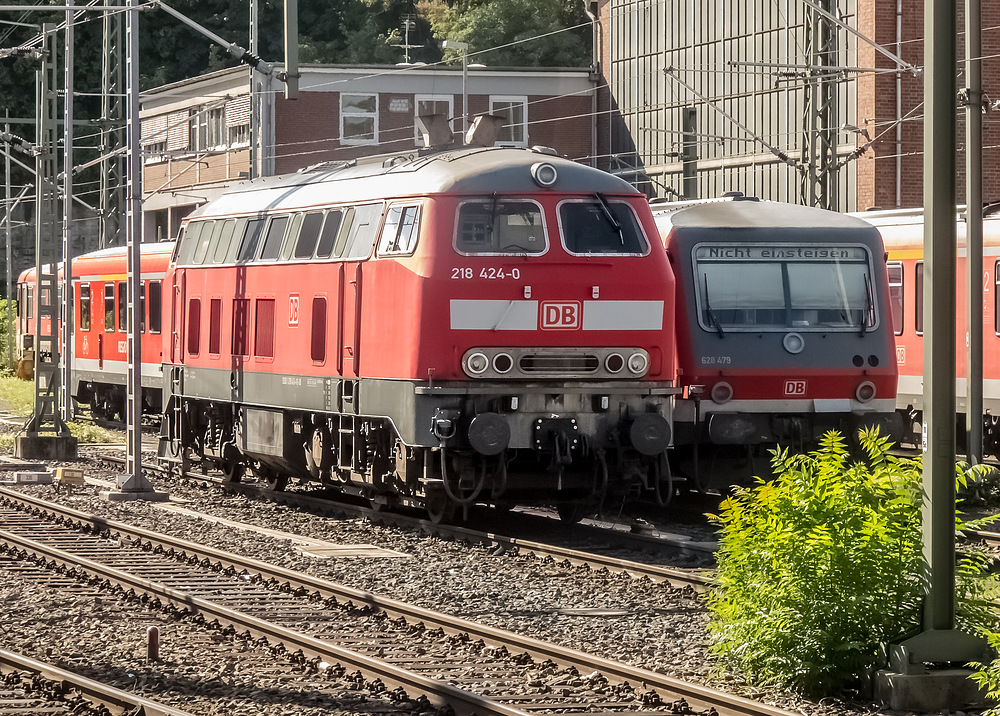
[124,0,142,481]
[283,0,298,100]
[462,48,468,138]
[61,0,74,421]
[4,117,11,373]
[923,0,957,633]
[249,0,258,179]
[965,0,983,465]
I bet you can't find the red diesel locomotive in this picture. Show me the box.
[651,197,901,488]
[155,146,678,520]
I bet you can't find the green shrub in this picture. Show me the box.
[707,428,999,697]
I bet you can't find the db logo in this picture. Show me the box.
[896,346,906,364]
[784,379,807,397]
[541,301,580,329]
[288,295,299,326]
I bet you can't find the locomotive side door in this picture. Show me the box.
[170,268,186,364]
[337,203,380,378]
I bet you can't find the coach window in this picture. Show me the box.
[311,297,327,363]
[456,199,546,255]
[294,212,325,259]
[79,285,91,331]
[341,93,378,144]
[378,204,421,255]
[139,282,146,332]
[209,298,222,355]
[104,283,115,331]
[316,210,346,259]
[995,263,1000,334]
[259,216,290,261]
[559,198,649,256]
[887,262,903,335]
[118,282,128,331]
[237,218,266,263]
[187,298,201,355]
[915,262,924,335]
[148,281,162,334]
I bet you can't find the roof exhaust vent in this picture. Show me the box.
[465,114,504,147]
[415,114,456,149]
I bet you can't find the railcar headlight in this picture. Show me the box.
[711,381,733,404]
[856,381,876,403]
[627,352,649,375]
[783,332,805,354]
[531,162,558,187]
[466,351,489,375]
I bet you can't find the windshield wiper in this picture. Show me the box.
[595,192,625,245]
[861,273,872,336]
[703,273,725,338]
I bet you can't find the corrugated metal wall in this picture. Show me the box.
[609,0,858,211]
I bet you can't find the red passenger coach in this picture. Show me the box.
[652,198,901,488]
[160,146,679,521]
[70,243,173,419]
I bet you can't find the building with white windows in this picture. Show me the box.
[140,65,596,241]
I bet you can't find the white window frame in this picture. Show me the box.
[489,95,528,147]
[189,106,226,152]
[413,95,454,146]
[341,93,379,145]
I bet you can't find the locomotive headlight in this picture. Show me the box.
[711,381,734,404]
[493,352,513,374]
[627,352,649,375]
[855,380,876,403]
[605,353,625,373]
[466,352,490,375]
[531,162,558,187]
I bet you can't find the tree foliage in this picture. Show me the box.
[708,428,999,697]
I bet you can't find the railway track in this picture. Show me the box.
[0,647,197,716]
[0,486,790,716]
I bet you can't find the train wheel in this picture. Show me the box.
[221,460,245,484]
[556,502,586,523]
[651,452,674,507]
[425,490,456,524]
[266,474,289,491]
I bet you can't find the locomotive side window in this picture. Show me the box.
[559,198,649,255]
[79,285,91,331]
[232,298,250,356]
[237,219,266,263]
[692,244,876,332]
[209,298,222,355]
[915,262,924,334]
[148,281,162,334]
[377,204,421,255]
[192,220,216,264]
[187,298,201,355]
[104,283,115,331]
[176,221,204,265]
[259,216,289,261]
[341,204,382,259]
[311,297,327,363]
[294,212,325,259]
[455,199,546,255]
[887,262,904,335]
[279,213,304,260]
[214,218,245,263]
[316,210,345,258]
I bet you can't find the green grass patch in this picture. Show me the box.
[0,374,35,418]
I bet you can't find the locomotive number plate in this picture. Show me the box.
[451,267,522,280]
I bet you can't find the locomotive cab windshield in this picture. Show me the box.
[692,244,877,333]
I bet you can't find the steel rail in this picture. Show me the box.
[0,486,792,716]
[0,647,198,716]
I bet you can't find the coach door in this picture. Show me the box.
[170,269,186,363]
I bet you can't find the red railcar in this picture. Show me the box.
[857,208,1000,454]
[652,197,901,487]
[159,146,679,520]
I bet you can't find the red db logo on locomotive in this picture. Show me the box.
[541,301,580,329]
[784,380,808,396]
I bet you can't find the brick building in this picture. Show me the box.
[140,64,595,240]
[594,0,1000,212]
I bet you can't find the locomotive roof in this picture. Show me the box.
[189,146,640,220]
[654,198,879,231]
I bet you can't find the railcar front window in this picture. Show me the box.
[694,245,876,332]
[559,199,649,255]
[456,199,545,255]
